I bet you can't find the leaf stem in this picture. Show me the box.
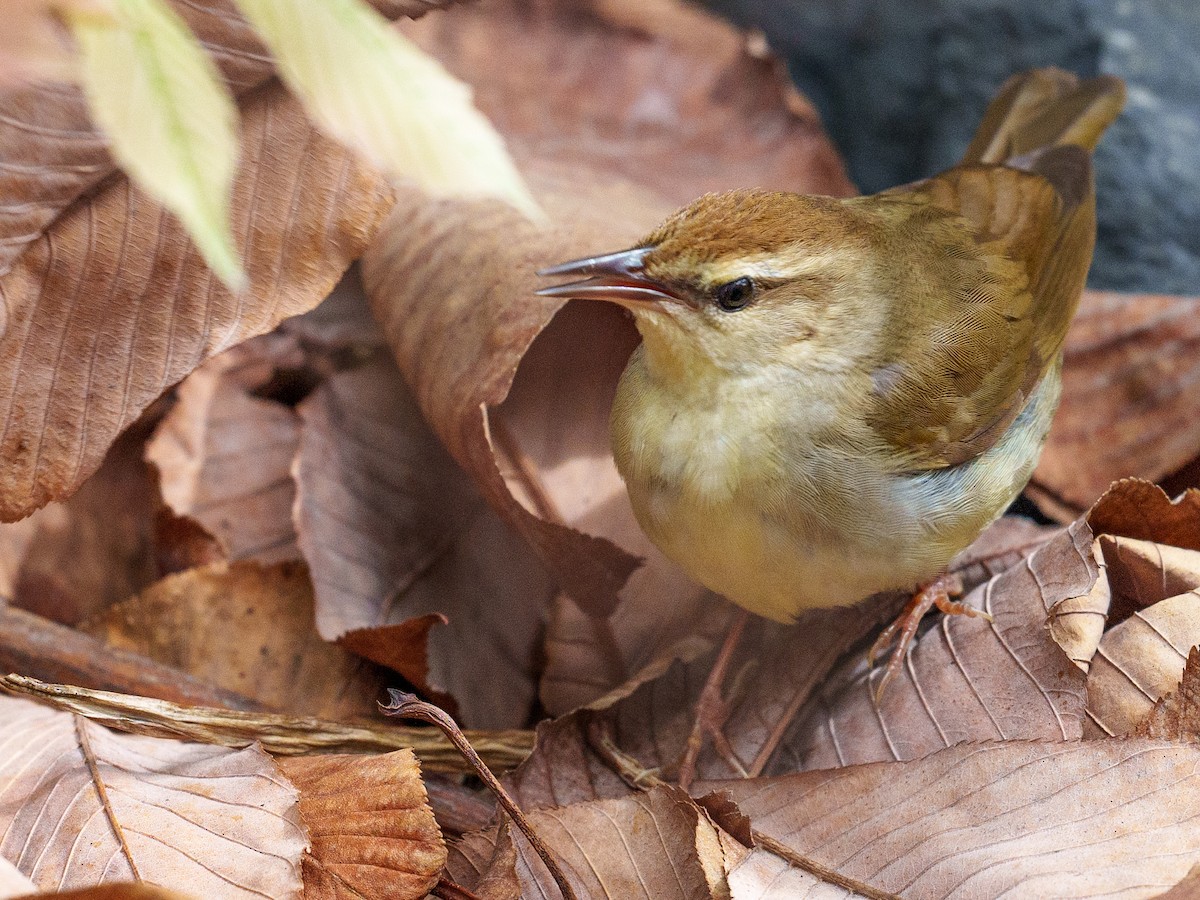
[382,690,579,900]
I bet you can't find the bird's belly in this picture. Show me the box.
[619,369,1060,623]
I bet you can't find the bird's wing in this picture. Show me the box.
[862,148,1095,471]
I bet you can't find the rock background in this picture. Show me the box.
[703,0,1200,294]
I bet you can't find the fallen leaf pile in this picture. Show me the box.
[1,0,1199,897]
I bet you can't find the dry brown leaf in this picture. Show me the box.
[363,0,853,636]
[1030,292,1200,520]
[0,695,306,897]
[1101,535,1200,625]
[1087,588,1200,737]
[0,79,393,523]
[705,739,1200,899]
[1138,646,1200,742]
[278,751,447,900]
[1154,866,1200,900]
[81,560,389,720]
[1089,480,1200,549]
[6,423,159,625]
[446,786,731,900]
[785,522,1098,772]
[294,356,553,728]
[0,0,455,280]
[145,337,303,565]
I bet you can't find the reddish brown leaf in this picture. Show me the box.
[706,740,1200,898]
[0,81,393,522]
[81,560,389,720]
[294,357,553,728]
[364,0,853,625]
[278,751,447,900]
[1031,292,1200,520]
[1089,480,1200,550]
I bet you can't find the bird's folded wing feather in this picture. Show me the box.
[863,149,1095,471]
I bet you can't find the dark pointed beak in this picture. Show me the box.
[535,247,680,308]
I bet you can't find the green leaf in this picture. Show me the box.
[232,0,542,220]
[66,0,245,288]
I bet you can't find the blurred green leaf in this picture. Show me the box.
[233,0,542,220]
[66,0,245,288]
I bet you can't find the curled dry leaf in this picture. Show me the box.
[1100,535,1200,625]
[363,0,853,661]
[0,79,393,523]
[0,695,306,897]
[1087,587,1200,738]
[1030,292,1200,521]
[1137,646,1200,742]
[705,740,1200,899]
[81,560,389,720]
[1088,480,1200,551]
[145,335,305,565]
[277,751,447,900]
[446,786,732,900]
[782,520,1098,773]
[294,356,554,728]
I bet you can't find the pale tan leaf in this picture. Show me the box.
[447,787,728,900]
[2,674,535,774]
[1031,292,1200,521]
[277,751,446,900]
[11,886,194,900]
[0,0,459,281]
[0,695,306,897]
[81,560,389,720]
[0,1,111,86]
[707,740,1200,899]
[1101,536,1200,623]
[363,0,852,632]
[1138,646,1200,742]
[0,81,393,522]
[1087,588,1200,737]
[0,857,35,899]
[294,356,553,728]
[235,0,537,216]
[1046,539,1110,672]
[728,849,867,900]
[145,337,304,564]
[1154,864,1200,900]
[67,0,244,286]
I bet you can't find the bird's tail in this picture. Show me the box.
[961,67,1126,167]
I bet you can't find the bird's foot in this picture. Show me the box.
[867,573,990,701]
[676,608,751,791]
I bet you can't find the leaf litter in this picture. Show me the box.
[1,0,1200,897]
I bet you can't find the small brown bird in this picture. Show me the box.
[538,68,1124,780]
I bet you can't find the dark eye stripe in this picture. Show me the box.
[715,276,754,311]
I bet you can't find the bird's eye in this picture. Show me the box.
[714,276,754,312]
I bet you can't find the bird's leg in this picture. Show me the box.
[676,607,750,791]
[867,573,990,700]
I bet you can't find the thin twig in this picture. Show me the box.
[2,675,534,774]
[382,690,579,900]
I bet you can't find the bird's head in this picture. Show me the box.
[537,189,881,380]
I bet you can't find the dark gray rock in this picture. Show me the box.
[703,0,1200,293]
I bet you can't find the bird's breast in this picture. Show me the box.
[610,348,1060,621]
